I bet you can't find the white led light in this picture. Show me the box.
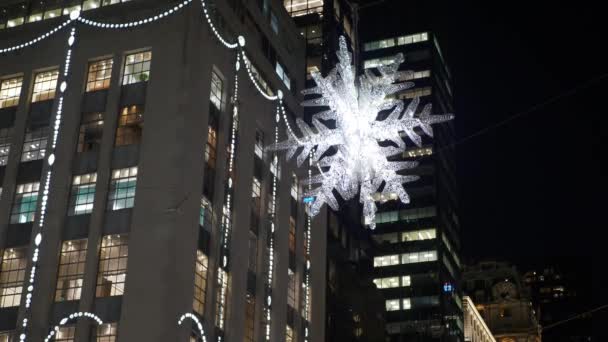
[69,9,80,20]
[34,233,42,246]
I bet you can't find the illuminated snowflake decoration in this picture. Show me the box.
[272,36,453,228]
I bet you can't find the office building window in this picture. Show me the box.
[210,71,224,111]
[398,87,432,100]
[199,196,213,231]
[10,182,40,223]
[270,11,279,34]
[402,250,437,264]
[77,112,104,153]
[0,247,27,308]
[283,0,323,17]
[0,332,13,342]
[402,298,412,310]
[107,167,137,210]
[244,292,255,342]
[115,105,144,146]
[385,299,400,311]
[96,234,128,297]
[285,325,294,342]
[275,62,291,89]
[289,216,296,253]
[193,250,208,315]
[255,130,264,159]
[402,275,411,286]
[68,173,97,215]
[122,51,151,85]
[32,70,59,102]
[252,177,261,210]
[0,128,11,166]
[248,231,257,272]
[373,254,399,267]
[291,173,299,199]
[287,268,296,308]
[95,323,118,342]
[21,126,49,162]
[55,326,75,342]
[364,32,428,52]
[205,125,217,170]
[0,76,22,108]
[86,58,113,92]
[373,277,399,289]
[55,239,88,301]
[402,228,436,242]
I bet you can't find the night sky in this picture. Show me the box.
[359,0,605,327]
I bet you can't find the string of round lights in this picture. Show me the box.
[43,312,103,342]
[77,0,193,29]
[178,313,208,342]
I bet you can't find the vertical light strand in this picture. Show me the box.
[264,98,281,341]
[303,148,314,342]
[19,19,79,342]
[215,47,243,341]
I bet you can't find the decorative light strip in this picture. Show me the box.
[200,0,238,49]
[241,51,278,101]
[18,20,79,342]
[302,149,314,342]
[278,101,301,144]
[43,312,103,342]
[77,0,192,29]
[0,19,72,54]
[178,313,208,342]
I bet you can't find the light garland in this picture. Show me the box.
[43,312,103,342]
[1,1,314,340]
[77,0,193,29]
[178,313,208,342]
[271,36,454,228]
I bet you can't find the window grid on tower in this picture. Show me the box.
[107,167,137,210]
[54,326,75,342]
[10,182,40,223]
[77,112,104,153]
[0,128,12,166]
[115,105,144,146]
[55,239,88,301]
[21,126,49,162]
[0,247,27,308]
[86,58,113,92]
[122,51,151,85]
[68,173,97,215]
[96,234,129,297]
[0,76,22,108]
[95,323,118,342]
[32,70,58,102]
[192,250,208,315]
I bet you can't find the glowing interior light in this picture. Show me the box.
[271,36,453,228]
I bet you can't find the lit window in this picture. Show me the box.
[86,58,113,92]
[291,174,298,199]
[43,9,61,19]
[32,70,59,102]
[96,323,117,342]
[6,17,25,28]
[0,247,27,307]
[286,325,294,342]
[210,71,224,111]
[385,299,400,311]
[283,0,324,17]
[107,167,137,210]
[402,275,411,286]
[402,298,411,310]
[21,126,49,162]
[287,268,296,308]
[244,293,255,342]
[0,77,23,108]
[54,326,75,342]
[205,126,217,170]
[193,250,209,315]
[402,250,437,264]
[96,234,128,297]
[270,156,280,179]
[76,112,104,153]
[199,196,213,231]
[0,331,13,342]
[68,173,97,215]
[0,128,12,166]
[373,277,399,289]
[55,239,87,301]
[83,0,102,11]
[275,62,291,89]
[402,228,436,242]
[63,4,82,15]
[10,182,40,223]
[254,130,264,159]
[115,105,144,146]
[122,51,151,85]
[373,254,399,267]
[27,13,43,23]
